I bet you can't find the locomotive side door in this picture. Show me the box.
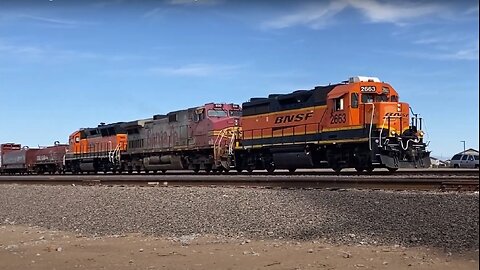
[349,92,360,125]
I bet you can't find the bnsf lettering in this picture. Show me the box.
[384,112,408,118]
[275,112,313,124]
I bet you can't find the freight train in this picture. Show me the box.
[0,76,430,174]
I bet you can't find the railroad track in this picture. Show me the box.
[0,171,478,191]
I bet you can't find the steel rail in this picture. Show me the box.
[0,168,478,177]
[0,174,477,191]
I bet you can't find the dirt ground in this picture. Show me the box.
[0,225,478,270]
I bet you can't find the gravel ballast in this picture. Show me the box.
[0,185,478,251]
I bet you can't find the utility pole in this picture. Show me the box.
[460,140,466,153]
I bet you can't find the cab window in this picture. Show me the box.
[207,110,227,117]
[391,95,398,102]
[334,98,344,111]
[361,94,374,103]
[351,93,359,108]
[229,110,242,117]
[375,94,388,102]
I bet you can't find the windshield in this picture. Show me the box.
[207,109,227,117]
[362,94,389,103]
[229,110,242,117]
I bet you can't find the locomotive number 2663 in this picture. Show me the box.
[330,113,346,124]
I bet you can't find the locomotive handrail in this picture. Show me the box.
[367,103,375,151]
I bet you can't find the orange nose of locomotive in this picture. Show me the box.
[376,102,411,137]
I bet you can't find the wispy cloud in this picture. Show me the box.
[148,63,242,77]
[19,15,84,26]
[381,43,479,61]
[143,8,166,18]
[261,1,346,30]
[0,40,146,63]
[262,0,447,29]
[465,5,479,15]
[0,12,94,28]
[396,28,479,61]
[166,0,221,6]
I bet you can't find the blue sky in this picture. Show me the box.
[0,0,478,159]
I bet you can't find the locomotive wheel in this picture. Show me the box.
[288,168,296,173]
[333,167,342,173]
[205,165,212,174]
[365,167,375,173]
[387,168,398,173]
[152,170,158,174]
[246,167,254,173]
[193,165,200,174]
[236,168,243,173]
[265,163,275,174]
[355,167,364,173]
[161,170,167,174]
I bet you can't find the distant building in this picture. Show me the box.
[455,148,479,156]
[430,157,447,168]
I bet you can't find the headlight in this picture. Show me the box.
[417,131,425,137]
[390,130,396,136]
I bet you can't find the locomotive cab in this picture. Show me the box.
[329,76,430,170]
[197,103,242,170]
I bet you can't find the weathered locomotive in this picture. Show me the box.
[234,76,430,172]
[0,76,430,174]
[63,102,241,174]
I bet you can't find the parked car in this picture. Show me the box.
[449,154,479,168]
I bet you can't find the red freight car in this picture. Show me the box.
[31,142,68,174]
[0,143,21,172]
[1,146,39,174]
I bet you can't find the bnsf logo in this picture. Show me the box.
[384,112,408,118]
[275,112,313,124]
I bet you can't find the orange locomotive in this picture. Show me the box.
[234,76,430,172]
[65,123,128,173]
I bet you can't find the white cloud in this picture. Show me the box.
[345,0,444,25]
[261,2,347,30]
[262,0,447,29]
[148,63,242,77]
